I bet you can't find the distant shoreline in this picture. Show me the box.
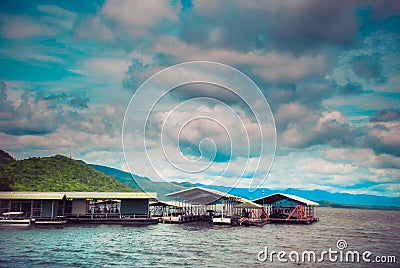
[317,200,400,211]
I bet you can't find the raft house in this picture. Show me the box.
[0,188,319,226]
[253,193,319,224]
[152,187,319,225]
[0,191,158,225]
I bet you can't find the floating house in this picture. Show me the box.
[166,187,243,224]
[165,186,266,225]
[0,192,66,220]
[253,193,319,224]
[163,188,319,225]
[0,191,157,225]
[150,200,192,223]
[0,190,319,226]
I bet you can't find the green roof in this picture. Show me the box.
[0,192,157,200]
[65,192,157,199]
[0,192,65,200]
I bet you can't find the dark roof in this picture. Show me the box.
[165,187,240,205]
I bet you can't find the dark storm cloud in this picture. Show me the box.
[351,55,382,80]
[339,84,363,95]
[122,59,149,93]
[0,81,93,136]
[178,0,361,54]
[70,95,89,109]
[0,82,58,135]
[371,109,400,122]
[363,126,400,157]
[170,83,243,106]
[261,79,335,112]
[312,119,362,147]
[178,0,400,55]
[363,0,400,20]
[0,81,9,104]
[265,0,360,53]
[42,92,68,101]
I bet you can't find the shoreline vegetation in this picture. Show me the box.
[1,150,399,211]
[317,200,400,211]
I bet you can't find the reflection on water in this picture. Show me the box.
[0,208,399,267]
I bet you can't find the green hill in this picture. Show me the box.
[0,151,133,192]
[89,163,195,200]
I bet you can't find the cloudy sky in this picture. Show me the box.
[0,0,399,197]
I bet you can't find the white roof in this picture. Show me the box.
[235,199,263,209]
[253,193,319,206]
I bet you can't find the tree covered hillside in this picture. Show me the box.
[0,150,133,192]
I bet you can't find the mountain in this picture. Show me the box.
[2,149,399,209]
[0,151,133,192]
[198,184,400,208]
[88,164,400,208]
[0,150,16,165]
[88,163,195,200]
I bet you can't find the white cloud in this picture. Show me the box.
[74,15,115,41]
[0,47,63,63]
[300,159,358,174]
[365,183,400,197]
[37,5,77,30]
[102,0,179,37]
[325,148,400,169]
[0,14,49,39]
[81,58,130,81]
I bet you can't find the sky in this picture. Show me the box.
[0,0,399,197]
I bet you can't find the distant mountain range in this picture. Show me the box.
[197,184,400,209]
[1,150,399,209]
[88,163,195,199]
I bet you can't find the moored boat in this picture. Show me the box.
[212,208,232,225]
[0,212,35,227]
[212,216,232,225]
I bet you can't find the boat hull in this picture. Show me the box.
[212,217,232,225]
[0,219,32,227]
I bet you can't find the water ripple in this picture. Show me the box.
[0,208,399,267]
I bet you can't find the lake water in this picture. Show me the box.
[1,208,399,267]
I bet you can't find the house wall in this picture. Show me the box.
[42,200,58,218]
[0,200,11,214]
[120,199,149,215]
[71,199,88,215]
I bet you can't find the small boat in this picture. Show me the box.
[0,212,35,227]
[212,216,232,225]
[212,209,231,225]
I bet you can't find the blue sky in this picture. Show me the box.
[0,0,399,197]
